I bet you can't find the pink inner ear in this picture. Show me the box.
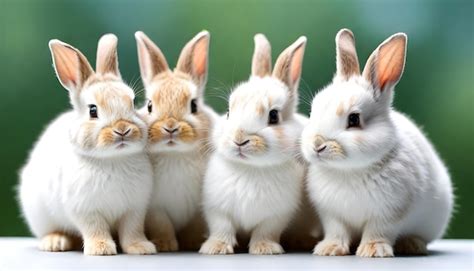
[377,38,405,90]
[192,39,208,77]
[290,46,304,84]
[52,44,80,88]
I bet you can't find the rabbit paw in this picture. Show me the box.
[39,232,75,252]
[123,240,157,255]
[151,237,179,252]
[356,240,394,257]
[84,238,117,256]
[249,240,284,255]
[313,239,350,256]
[395,236,427,255]
[199,239,234,255]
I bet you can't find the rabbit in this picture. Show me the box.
[18,34,156,256]
[199,34,312,255]
[301,29,453,257]
[135,31,218,251]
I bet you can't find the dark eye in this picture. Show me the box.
[226,111,229,119]
[191,99,198,114]
[268,109,279,125]
[347,113,361,128]
[88,104,98,119]
[147,100,152,113]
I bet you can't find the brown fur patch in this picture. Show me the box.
[94,86,133,115]
[256,103,265,116]
[251,135,267,153]
[336,102,345,116]
[97,127,116,147]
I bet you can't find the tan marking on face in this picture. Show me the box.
[250,135,267,153]
[150,74,191,120]
[336,102,345,116]
[97,126,115,147]
[256,103,265,116]
[95,88,133,115]
[349,95,357,107]
[96,120,142,147]
[233,129,245,144]
[178,122,196,142]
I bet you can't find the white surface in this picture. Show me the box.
[0,238,472,271]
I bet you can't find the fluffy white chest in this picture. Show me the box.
[150,152,204,229]
[307,158,416,231]
[60,155,153,224]
[204,156,303,232]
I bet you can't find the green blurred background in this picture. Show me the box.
[0,0,472,238]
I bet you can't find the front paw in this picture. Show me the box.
[123,240,157,255]
[356,240,394,257]
[84,238,117,256]
[39,233,75,252]
[249,240,284,255]
[151,238,179,252]
[199,239,234,255]
[313,239,350,256]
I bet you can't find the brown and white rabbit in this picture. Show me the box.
[135,31,218,251]
[18,34,155,255]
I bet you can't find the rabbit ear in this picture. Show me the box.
[362,33,407,94]
[272,36,307,92]
[49,39,94,93]
[135,31,169,87]
[96,33,120,77]
[176,31,210,91]
[335,29,360,80]
[251,34,272,77]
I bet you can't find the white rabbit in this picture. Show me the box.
[301,29,453,257]
[199,34,310,255]
[135,31,218,251]
[18,34,156,256]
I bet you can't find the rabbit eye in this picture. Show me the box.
[347,113,361,128]
[88,104,98,119]
[191,99,198,114]
[147,100,152,113]
[268,109,279,125]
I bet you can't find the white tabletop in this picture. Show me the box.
[0,238,472,271]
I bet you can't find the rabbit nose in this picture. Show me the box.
[114,128,131,137]
[164,127,179,135]
[316,144,327,153]
[234,140,250,147]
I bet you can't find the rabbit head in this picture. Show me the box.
[49,34,147,158]
[213,34,307,166]
[135,31,213,153]
[301,29,407,169]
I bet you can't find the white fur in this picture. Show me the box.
[302,71,453,257]
[200,76,307,255]
[18,37,155,255]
